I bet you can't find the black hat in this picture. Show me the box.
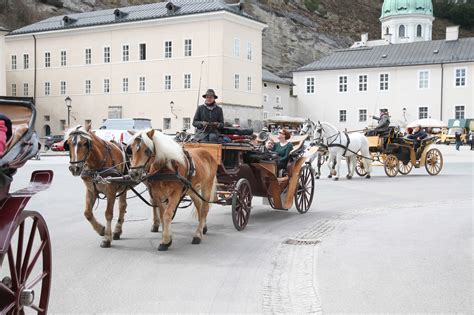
[202,89,218,99]
[380,108,388,113]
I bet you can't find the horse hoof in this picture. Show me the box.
[334,177,339,181]
[346,175,352,180]
[112,232,121,240]
[99,226,105,237]
[203,225,208,235]
[327,175,332,178]
[158,240,172,251]
[151,225,159,233]
[366,174,371,179]
[316,176,320,179]
[192,237,201,245]
[100,240,111,248]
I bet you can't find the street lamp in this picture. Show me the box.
[402,107,407,122]
[170,101,177,119]
[65,96,72,128]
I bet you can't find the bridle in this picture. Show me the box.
[315,123,340,147]
[67,132,93,168]
[128,135,154,178]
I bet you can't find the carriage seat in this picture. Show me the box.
[221,127,254,136]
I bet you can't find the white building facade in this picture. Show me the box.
[0,28,8,95]
[261,69,293,120]
[293,0,473,130]
[4,1,266,135]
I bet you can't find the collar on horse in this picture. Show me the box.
[318,125,351,156]
[79,140,123,179]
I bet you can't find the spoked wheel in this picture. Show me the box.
[294,165,315,214]
[425,148,443,175]
[355,157,367,177]
[384,154,399,177]
[398,160,413,175]
[0,210,52,314]
[232,179,252,231]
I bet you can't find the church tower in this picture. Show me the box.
[380,0,434,44]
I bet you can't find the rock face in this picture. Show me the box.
[0,0,472,75]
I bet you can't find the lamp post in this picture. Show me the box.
[402,107,407,122]
[65,96,72,128]
[170,101,177,119]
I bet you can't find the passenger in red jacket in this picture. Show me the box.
[0,114,12,156]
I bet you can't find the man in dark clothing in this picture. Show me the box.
[192,89,224,143]
[455,132,462,151]
[367,109,390,136]
[408,125,428,155]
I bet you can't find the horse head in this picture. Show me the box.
[65,124,93,176]
[128,129,155,182]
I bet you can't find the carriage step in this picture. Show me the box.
[11,170,53,196]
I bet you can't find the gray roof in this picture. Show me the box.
[262,69,292,85]
[8,0,263,36]
[295,37,474,72]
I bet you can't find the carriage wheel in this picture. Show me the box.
[231,179,252,231]
[355,157,367,177]
[295,165,315,214]
[0,210,52,314]
[384,154,399,177]
[425,148,443,176]
[398,160,413,175]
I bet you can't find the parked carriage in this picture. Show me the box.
[0,97,53,314]
[356,126,443,177]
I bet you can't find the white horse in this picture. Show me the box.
[300,118,334,179]
[314,121,372,180]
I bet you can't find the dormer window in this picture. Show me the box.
[114,9,128,19]
[166,2,180,13]
[62,15,76,26]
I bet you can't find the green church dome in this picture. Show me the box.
[381,0,433,19]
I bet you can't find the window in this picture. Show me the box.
[455,68,466,87]
[85,119,91,127]
[60,50,66,66]
[122,45,129,62]
[139,76,146,91]
[11,84,16,96]
[276,96,281,104]
[248,119,252,128]
[385,27,390,35]
[85,48,92,64]
[164,75,172,90]
[417,24,422,37]
[418,107,428,119]
[234,38,240,57]
[23,83,29,96]
[358,75,367,91]
[104,79,110,93]
[44,52,51,68]
[263,111,268,120]
[247,42,252,60]
[165,41,172,58]
[163,118,171,130]
[139,43,146,60]
[104,47,111,63]
[11,55,17,70]
[234,118,240,125]
[44,82,50,96]
[234,74,240,89]
[247,76,252,91]
[184,39,192,57]
[85,80,91,94]
[263,94,268,102]
[23,54,29,69]
[379,73,389,90]
[359,109,367,122]
[306,77,315,94]
[184,74,191,89]
[419,70,429,89]
[183,117,191,130]
[60,120,66,131]
[122,78,128,92]
[399,25,405,37]
[44,115,50,122]
[339,76,348,92]
[60,81,66,95]
[455,105,465,119]
[339,110,347,122]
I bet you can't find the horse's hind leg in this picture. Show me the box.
[190,193,206,245]
[84,189,105,236]
[113,191,127,240]
[346,156,353,179]
[100,193,116,248]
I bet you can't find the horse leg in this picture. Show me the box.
[334,155,342,180]
[113,190,127,240]
[158,192,180,251]
[100,192,116,248]
[190,194,204,244]
[327,154,333,178]
[151,201,160,233]
[346,156,352,179]
[83,188,105,237]
[315,153,322,179]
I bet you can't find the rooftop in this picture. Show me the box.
[262,69,292,85]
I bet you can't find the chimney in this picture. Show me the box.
[361,33,368,45]
[62,15,76,26]
[239,0,245,11]
[166,2,180,13]
[446,26,459,41]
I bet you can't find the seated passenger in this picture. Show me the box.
[407,125,427,154]
[192,89,224,143]
[0,113,12,156]
[266,128,294,175]
[366,109,390,137]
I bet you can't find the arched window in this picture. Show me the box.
[385,27,390,35]
[399,25,405,38]
[417,24,422,37]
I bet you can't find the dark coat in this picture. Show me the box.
[408,129,428,141]
[192,103,224,142]
[372,113,390,131]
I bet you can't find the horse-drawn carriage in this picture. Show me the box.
[355,126,443,177]
[0,97,53,313]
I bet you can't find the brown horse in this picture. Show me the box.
[65,125,161,247]
[128,129,217,251]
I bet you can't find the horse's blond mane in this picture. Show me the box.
[131,129,186,167]
[65,125,92,141]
